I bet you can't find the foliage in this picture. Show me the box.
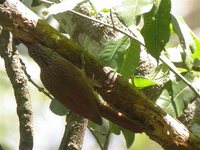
[31,0,200,149]
[2,0,200,149]
[156,73,199,118]
[110,122,135,148]
[114,0,154,26]
[98,36,141,77]
[171,15,196,71]
[49,98,69,116]
[132,76,157,89]
[141,0,171,60]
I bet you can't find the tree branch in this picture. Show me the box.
[59,112,88,150]
[0,1,200,150]
[0,29,33,150]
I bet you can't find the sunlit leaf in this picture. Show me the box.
[171,15,195,71]
[101,8,110,13]
[165,46,183,63]
[192,34,200,60]
[114,0,154,26]
[141,0,171,60]
[132,76,157,89]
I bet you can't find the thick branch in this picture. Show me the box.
[0,30,33,150]
[59,112,88,150]
[0,1,200,150]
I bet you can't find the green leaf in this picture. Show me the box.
[194,118,200,124]
[98,36,129,70]
[171,15,196,71]
[118,39,141,77]
[132,76,157,89]
[101,8,110,13]
[110,123,135,148]
[192,34,200,60]
[122,128,135,148]
[114,0,154,26]
[88,119,110,147]
[141,0,171,60]
[156,74,199,117]
[49,99,69,116]
[99,36,141,77]
[31,0,42,7]
[109,122,121,135]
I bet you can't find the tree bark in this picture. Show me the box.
[0,30,33,150]
[59,113,88,150]
[0,0,200,150]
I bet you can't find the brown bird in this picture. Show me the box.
[25,43,102,124]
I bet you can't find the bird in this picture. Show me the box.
[25,42,102,125]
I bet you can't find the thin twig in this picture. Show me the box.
[19,58,54,100]
[103,130,110,150]
[109,9,116,29]
[87,0,96,12]
[41,0,54,4]
[110,9,137,38]
[68,10,138,40]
